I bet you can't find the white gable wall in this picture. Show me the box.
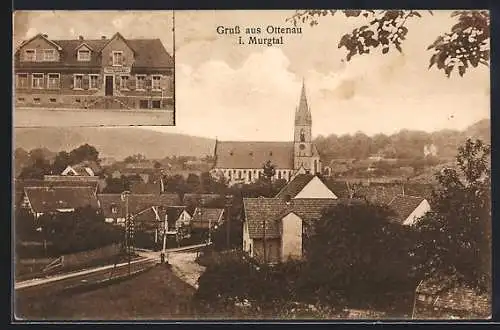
[242,221,253,257]
[294,176,338,199]
[281,212,303,262]
[61,166,78,176]
[403,199,431,226]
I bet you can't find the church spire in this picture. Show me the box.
[295,79,312,125]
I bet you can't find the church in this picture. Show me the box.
[211,82,321,185]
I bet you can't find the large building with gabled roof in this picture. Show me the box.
[211,82,322,185]
[14,32,174,110]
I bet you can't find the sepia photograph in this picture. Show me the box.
[13,10,175,127]
[13,9,491,321]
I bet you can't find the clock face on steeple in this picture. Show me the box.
[299,144,305,150]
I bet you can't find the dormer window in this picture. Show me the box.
[112,51,123,66]
[24,49,36,61]
[42,49,56,61]
[78,49,91,61]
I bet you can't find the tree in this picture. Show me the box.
[262,160,276,182]
[102,176,131,194]
[52,151,71,175]
[68,144,100,164]
[302,202,416,303]
[18,156,51,179]
[413,138,491,292]
[286,10,489,77]
[124,153,146,164]
[186,173,201,192]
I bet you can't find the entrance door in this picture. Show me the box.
[105,76,113,96]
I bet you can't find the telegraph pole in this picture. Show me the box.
[121,191,131,275]
[161,214,169,264]
[225,195,232,249]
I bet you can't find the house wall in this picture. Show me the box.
[253,238,281,264]
[211,168,294,186]
[294,176,338,199]
[281,213,303,262]
[404,199,431,226]
[15,36,173,110]
[242,221,252,254]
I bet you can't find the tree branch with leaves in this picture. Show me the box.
[286,10,490,77]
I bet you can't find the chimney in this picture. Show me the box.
[42,34,48,38]
[284,194,292,205]
[79,36,84,41]
[101,36,106,40]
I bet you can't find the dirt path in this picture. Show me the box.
[167,252,206,289]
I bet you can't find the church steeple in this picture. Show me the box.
[295,79,312,125]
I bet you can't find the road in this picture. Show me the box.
[15,257,156,300]
[14,107,174,127]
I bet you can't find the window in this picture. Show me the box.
[152,100,161,109]
[73,74,83,89]
[249,171,252,181]
[278,171,282,179]
[152,75,161,91]
[49,98,57,103]
[136,75,146,90]
[78,49,91,61]
[24,49,36,61]
[112,51,123,66]
[89,75,99,89]
[32,73,44,89]
[17,97,25,102]
[75,98,81,103]
[33,97,40,104]
[120,75,129,90]
[42,49,56,61]
[238,171,242,179]
[47,73,60,89]
[139,100,149,109]
[16,73,28,88]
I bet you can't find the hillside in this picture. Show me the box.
[14,127,215,160]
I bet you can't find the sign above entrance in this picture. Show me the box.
[104,67,131,74]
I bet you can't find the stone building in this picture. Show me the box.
[14,32,174,110]
[211,82,321,185]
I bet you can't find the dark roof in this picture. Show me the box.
[66,164,94,176]
[275,174,315,199]
[98,193,182,219]
[348,183,434,205]
[190,207,225,229]
[387,195,426,224]
[129,181,162,194]
[416,276,490,317]
[15,34,173,69]
[215,141,295,169]
[24,186,99,213]
[166,206,187,226]
[243,198,364,239]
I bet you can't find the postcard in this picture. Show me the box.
[13,9,491,321]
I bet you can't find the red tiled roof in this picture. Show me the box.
[24,186,99,213]
[215,141,295,169]
[190,207,225,229]
[15,34,173,69]
[387,195,426,224]
[243,198,364,239]
[275,174,315,199]
[98,193,182,219]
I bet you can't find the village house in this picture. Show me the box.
[387,194,431,226]
[242,198,363,264]
[97,193,181,225]
[21,186,99,220]
[190,207,225,231]
[61,161,102,177]
[211,82,321,185]
[275,174,339,200]
[14,32,174,110]
[166,206,192,230]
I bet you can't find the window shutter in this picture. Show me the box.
[160,75,167,91]
[82,75,89,90]
[128,76,136,90]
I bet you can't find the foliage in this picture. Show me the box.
[18,156,51,179]
[38,206,122,255]
[123,153,147,164]
[68,144,100,164]
[286,10,490,77]
[413,138,491,292]
[15,208,39,242]
[262,160,276,182]
[102,175,132,194]
[302,203,417,303]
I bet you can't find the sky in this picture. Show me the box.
[13,10,489,141]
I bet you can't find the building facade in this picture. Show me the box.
[14,33,174,110]
[211,82,321,185]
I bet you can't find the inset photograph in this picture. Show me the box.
[13,11,175,127]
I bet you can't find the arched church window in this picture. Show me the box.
[249,171,252,181]
[300,129,305,142]
[278,171,282,179]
